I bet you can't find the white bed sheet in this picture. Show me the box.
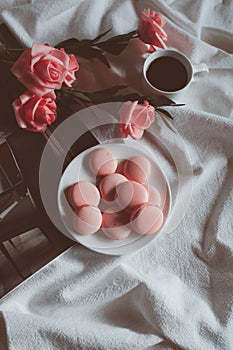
[0,1,233,349]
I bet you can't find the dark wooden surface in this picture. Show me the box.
[0,24,98,297]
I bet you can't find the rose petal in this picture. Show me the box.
[118,100,154,140]
[12,90,56,133]
[49,49,70,68]
[138,9,168,46]
[34,60,65,86]
[128,125,144,140]
[118,123,130,138]
[151,12,166,28]
[119,101,138,125]
[11,43,79,96]
[31,42,53,69]
[133,109,154,129]
[64,71,76,87]
[44,91,56,100]
[11,48,32,77]
[68,54,79,71]
[154,32,167,49]
[31,42,52,58]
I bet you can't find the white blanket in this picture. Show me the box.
[1,1,233,349]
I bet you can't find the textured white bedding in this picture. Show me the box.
[0,1,233,349]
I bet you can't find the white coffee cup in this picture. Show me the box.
[143,49,209,98]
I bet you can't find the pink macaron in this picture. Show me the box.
[73,206,102,235]
[67,181,100,209]
[123,156,151,184]
[144,185,161,207]
[99,173,127,202]
[130,204,164,235]
[88,148,118,177]
[115,180,149,209]
[102,206,131,240]
[116,159,125,175]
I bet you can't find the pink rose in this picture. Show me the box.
[138,9,167,48]
[11,43,79,96]
[12,91,56,133]
[118,100,155,140]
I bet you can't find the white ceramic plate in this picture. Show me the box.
[57,142,172,252]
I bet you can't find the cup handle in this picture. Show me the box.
[192,63,209,81]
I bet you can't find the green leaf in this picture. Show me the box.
[96,42,128,55]
[116,92,142,102]
[55,38,78,50]
[106,92,174,107]
[60,88,92,102]
[76,46,111,67]
[85,85,127,102]
[156,108,174,119]
[56,38,110,66]
[0,42,24,62]
[0,42,6,55]
[89,85,126,96]
[91,29,112,44]
[147,95,175,107]
[101,30,137,44]
[60,85,127,104]
[95,91,175,107]
[169,103,185,107]
[55,29,112,51]
[96,30,138,55]
[71,91,92,102]
[55,38,95,52]
[55,30,138,63]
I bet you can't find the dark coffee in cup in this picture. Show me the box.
[146,56,188,92]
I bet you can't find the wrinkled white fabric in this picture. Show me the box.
[0,0,233,349]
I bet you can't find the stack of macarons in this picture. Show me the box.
[66,147,165,240]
